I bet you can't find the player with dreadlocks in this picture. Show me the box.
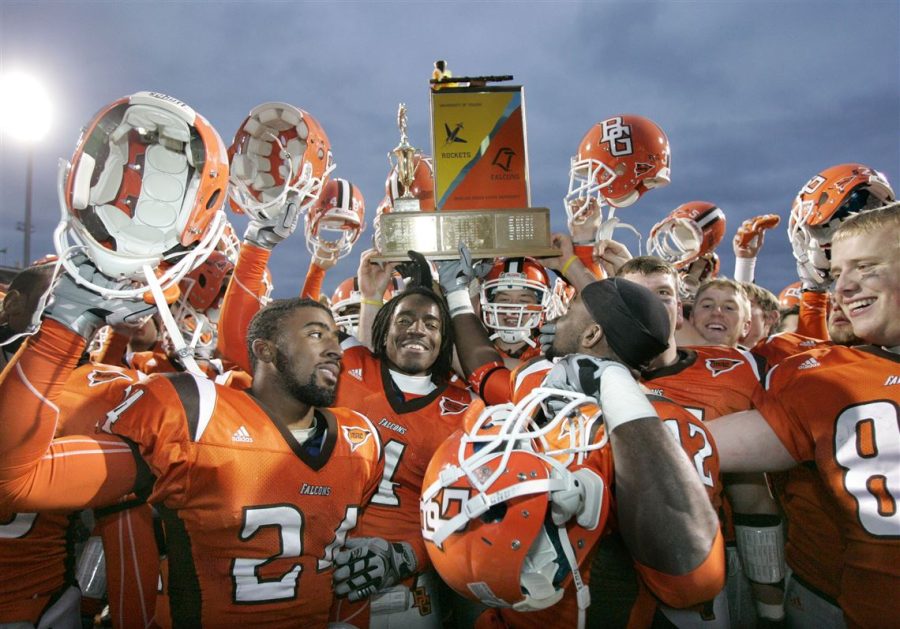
[330,252,474,629]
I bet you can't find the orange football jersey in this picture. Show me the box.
[494,358,725,626]
[752,332,831,370]
[752,332,843,599]
[641,346,765,421]
[796,289,829,340]
[0,323,89,625]
[0,510,80,624]
[57,362,160,628]
[101,374,385,627]
[335,341,474,571]
[754,345,900,626]
[497,342,543,366]
[217,242,272,373]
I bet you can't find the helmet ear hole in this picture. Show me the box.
[206,188,221,210]
[481,503,508,524]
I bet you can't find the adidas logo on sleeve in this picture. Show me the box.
[232,426,254,443]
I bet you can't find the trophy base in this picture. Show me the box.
[392,198,421,213]
[373,207,559,261]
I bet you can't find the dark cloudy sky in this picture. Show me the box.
[1,1,898,297]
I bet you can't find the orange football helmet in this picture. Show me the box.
[789,163,893,278]
[777,281,803,311]
[330,274,406,337]
[305,177,365,260]
[421,388,609,622]
[648,201,727,267]
[166,250,234,361]
[227,102,334,220]
[178,250,234,313]
[383,152,436,212]
[566,114,670,219]
[56,91,228,290]
[480,257,553,346]
[330,277,362,337]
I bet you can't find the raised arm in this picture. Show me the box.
[217,241,272,372]
[0,262,156,511]
[546,356,724,605]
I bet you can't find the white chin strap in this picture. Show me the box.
[596,212,643,255]
[143,265,204,376]
[490,329,536,347]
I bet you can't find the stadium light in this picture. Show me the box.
[0,70,52,142]
[0,70,52,266]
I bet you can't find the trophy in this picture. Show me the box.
[373,74,557,261]
[389,104,421,213]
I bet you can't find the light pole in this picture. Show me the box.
[0,70,52,267]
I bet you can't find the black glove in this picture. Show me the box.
[397,250,435,289]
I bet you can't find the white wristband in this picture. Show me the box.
[734,256,757,283]
[599,365,657,431]
[446,290,475,317]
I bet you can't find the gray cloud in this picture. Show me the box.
[1,1,897,297]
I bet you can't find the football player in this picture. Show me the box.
[436,278,724,628]
[707,205,900,627]
[329,259,473,628]
[478,257,554,365]
[0,262,55,370]
[619,258,783,626]
[0,257,386,626]
[787,164,894,346]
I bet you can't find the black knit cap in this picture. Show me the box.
[580,278,670,370]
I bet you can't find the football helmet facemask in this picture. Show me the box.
[648,201,726,267]
[480,258,553,346]
[305,177,365,260]
[789,163,894,279]
[421,388,609,624]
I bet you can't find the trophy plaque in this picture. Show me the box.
[373,206,557,261]
[374,76,558,261]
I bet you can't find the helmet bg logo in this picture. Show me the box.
[801,174,827,195]
[704,358,743,378]
[600,117,633,156]
[412,586,432,616]
[832,174,859,195]
[421,486,470,543]
[341,426,372,452]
